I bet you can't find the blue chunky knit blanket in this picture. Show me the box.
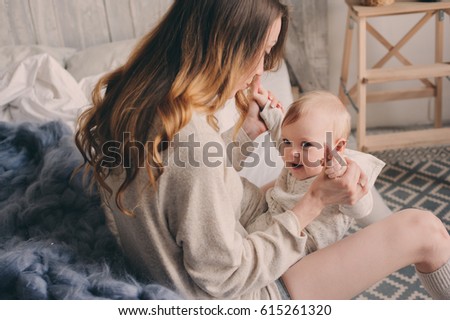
[0,121,180,299]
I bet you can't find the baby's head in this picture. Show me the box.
[280,90,351,180]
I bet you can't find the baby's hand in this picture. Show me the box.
[325,158,347,179]
[323,145,347,179]
[250,75,283,111]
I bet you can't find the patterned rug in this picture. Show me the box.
[353,144,450,300]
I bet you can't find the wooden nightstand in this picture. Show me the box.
[339,0,450,152]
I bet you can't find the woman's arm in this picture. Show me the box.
[162,124,314,298]
[166,157,308,298]
[295,157,369,227]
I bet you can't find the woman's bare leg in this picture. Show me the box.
[282,209,450,299]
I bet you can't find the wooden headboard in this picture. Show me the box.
[0,0,172,49]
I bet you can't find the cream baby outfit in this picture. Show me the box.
[260,104,386,253]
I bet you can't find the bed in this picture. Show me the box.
[0,0,391,300]
[0,0,297,300]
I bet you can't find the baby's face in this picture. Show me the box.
[280,111,338,180]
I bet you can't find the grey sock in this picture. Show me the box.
[416,259,450,300]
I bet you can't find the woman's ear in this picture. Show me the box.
[335,139,347,153]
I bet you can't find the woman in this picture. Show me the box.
[76,0,450,299]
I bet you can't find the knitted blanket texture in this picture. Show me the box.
[0,121,179,300]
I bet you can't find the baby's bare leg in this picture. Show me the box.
[282,209,450,299]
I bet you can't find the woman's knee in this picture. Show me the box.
[398,209,449,260]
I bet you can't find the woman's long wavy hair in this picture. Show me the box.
[75,0,289,216]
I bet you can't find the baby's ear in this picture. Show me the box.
[335,139,347,153]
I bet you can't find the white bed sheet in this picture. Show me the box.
[0,54,88,132]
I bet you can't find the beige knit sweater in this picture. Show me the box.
[101,112,308,299]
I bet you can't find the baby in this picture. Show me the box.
[260,90,385,253]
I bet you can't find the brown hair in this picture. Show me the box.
[282,90,351,141]
[75,0,289,216]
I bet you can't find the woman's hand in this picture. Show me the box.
[291,150,368,230]
[311,157,368,207]
[242,75,283,140]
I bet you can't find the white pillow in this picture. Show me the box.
[66,39,139,81]
[0,45,76,72]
